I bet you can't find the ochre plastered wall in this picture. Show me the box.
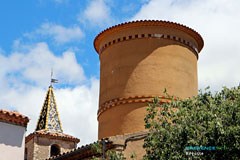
[94,21,203,139]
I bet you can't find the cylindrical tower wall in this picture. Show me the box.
[94,20,204,139]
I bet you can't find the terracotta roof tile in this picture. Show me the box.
[25,130,80,143]
[0,109,30,127]
[47,131,150,160]
[46,138,113,160]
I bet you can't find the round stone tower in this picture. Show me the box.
[94,20,204,139]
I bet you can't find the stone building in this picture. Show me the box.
[25,85,79,160]
[0,109,29,160]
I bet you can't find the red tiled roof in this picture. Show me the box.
[25,130,80,143]
[0,109,30,127]
[46,131,148,160]
[46,139,113,160]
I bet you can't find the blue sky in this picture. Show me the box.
[0,0,146,81]
[1,0,240,145]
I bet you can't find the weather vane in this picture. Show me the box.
[50,69,58,86]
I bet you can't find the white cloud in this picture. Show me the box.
[33,23,84,44]
[0,82,99,146]
[79,0,113,27]
[2,42,85,87]
[0,42,98,145]
[132,0,240,91]
[56,78,99,145]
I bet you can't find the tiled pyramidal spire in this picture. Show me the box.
[35,86,63,132]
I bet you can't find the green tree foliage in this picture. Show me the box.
[91,141,126,160]
[91,141,137,160]
[143,85,240,160]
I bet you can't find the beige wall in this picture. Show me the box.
[97,24,201,139]
[109,131,148,160]
[0,121,26,160]
[25,138,34,160]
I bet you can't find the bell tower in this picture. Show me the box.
[25,85,79,160]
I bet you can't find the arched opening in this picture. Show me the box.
[50,144,60,157]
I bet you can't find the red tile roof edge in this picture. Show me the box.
[46,139,113,160]
[25,131,80,143]
[0,109,30,127]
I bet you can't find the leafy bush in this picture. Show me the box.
[143,85,240,160]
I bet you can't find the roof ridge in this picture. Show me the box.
[25,130,80,143]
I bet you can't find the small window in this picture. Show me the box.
[118,38,121,42]
[51,144,60,157]
[113,40,116,44]
[167,35,170,39]
[141,34,145,38]
[135,34,138,38]
[108,42,111,45]
[129,35,132,39]
[148,34,152,37]
[123,37,126,40]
